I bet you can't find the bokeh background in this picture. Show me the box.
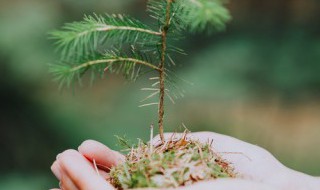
[0,0,319,189]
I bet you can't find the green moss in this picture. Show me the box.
[109,135,235,189]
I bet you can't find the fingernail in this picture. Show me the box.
[56,153,61,160]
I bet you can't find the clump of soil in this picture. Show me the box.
[109,132,235,189]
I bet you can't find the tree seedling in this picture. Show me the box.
[50,0,235,188]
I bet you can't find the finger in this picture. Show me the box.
[58,149,115,190]
[54,151,110,180]
[190,132,288,183]
[78,140,124,170]
[52,153,111,188]
[51,161,62,180]
[60,174,79,190]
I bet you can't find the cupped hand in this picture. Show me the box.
[50,140,124,190]
[51,132,319,190]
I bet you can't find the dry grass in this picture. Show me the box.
[109,132,235,189]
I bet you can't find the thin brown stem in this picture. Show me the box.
[69,58,161,73]
[158,0,172,143]
[76,25,161,39]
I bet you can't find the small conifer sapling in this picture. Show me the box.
[50,0,235,188]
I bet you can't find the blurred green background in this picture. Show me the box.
[0,0,319,189]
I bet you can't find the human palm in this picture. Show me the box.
[51,132,319,190]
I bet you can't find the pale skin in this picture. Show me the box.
[51,132,320,190]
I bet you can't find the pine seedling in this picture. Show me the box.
[50,0,233,188]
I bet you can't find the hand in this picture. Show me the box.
[50,140,124,190]
[155,132,320,190]
[51,132,320,190]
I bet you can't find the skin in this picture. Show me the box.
[51,132,320,190]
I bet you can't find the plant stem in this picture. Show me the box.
[96,25,162,36]
[69,58,161,72]
[158,0,172,143]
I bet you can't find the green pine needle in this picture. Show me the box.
[49,49,160,89]
[147,0,231,33]
[49,0,231,106]
[49,13,161,60]
[177,0,232,33]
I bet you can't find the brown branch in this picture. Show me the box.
[69,58,161,73]
[158,0,172,143]
[76,25,161,38]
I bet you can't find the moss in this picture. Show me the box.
[109,134,235,189]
